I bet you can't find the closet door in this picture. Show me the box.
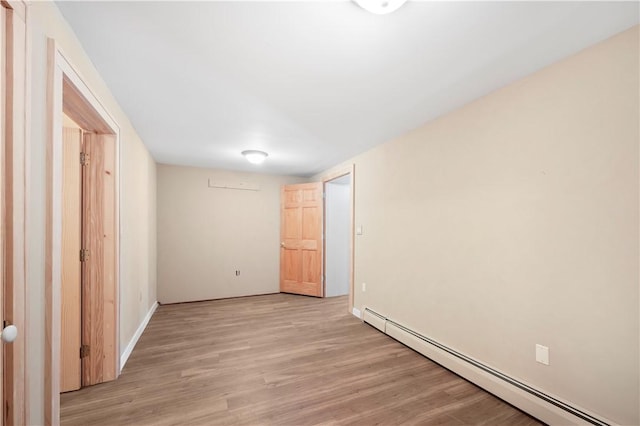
[81,133,117,386]
[60,128,82,392]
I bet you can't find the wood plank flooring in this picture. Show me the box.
[61,294,543,425]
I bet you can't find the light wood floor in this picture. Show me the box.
[61,293,543,425]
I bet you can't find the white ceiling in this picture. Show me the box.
[56,1,639,177]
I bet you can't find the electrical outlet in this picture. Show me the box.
[535,344,549,365]
[362,282,366,292]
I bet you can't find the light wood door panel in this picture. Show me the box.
[283,209,300,239]
[61,128,82,392]
[3,3,28,423]
[82,133,116,386]
[302,207,320,240]
[282,250,300,282]
[0,6,5,423]
[280,183,323,297]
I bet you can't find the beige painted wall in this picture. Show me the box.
[157,165,305,303]
[317,26,639,425]
[28,3,157,423]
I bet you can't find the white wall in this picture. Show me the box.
[157,164,305,303]
[28,3,157,423]
[316,26,639,425]
[325,177,351,297]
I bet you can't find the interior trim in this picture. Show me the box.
[120,302,158,371]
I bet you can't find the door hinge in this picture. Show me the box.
[80,249,90,262]
[80,152,90,166]
[80,345,90,358]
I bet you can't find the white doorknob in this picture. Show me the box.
[1,325,18,343]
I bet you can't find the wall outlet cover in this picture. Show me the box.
[535,344,549,365]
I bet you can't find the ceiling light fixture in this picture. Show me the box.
[354,0,408,15]
[242,150,268,165]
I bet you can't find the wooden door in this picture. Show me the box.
[0,6,5,421]
[0,3,7,421]
[60,128,82,392]
[2,2,29,423]
[280,183,323,297]
[81,133,116,386]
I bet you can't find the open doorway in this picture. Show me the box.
[59,113,117,393]
[322,166,354,312]
[324,175,351,297]
[47,39,120,423]
[278,167,355,311]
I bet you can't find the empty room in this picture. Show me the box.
[0,0,638,425]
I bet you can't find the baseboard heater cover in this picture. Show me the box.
[362,307,611,426]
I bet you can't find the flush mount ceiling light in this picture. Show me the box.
[241,150,268,165]
[354,0,408,15]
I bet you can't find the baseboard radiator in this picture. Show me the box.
[362,308,611,426]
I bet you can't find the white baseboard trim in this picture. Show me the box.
[352,307,362,319]
[120,301,158,372]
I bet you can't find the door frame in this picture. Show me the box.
[321,164,355,312]
[46,39,121,425]
[1,1,28,424]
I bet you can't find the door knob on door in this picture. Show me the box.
[280,242,285,248]
[1,325,18,343]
